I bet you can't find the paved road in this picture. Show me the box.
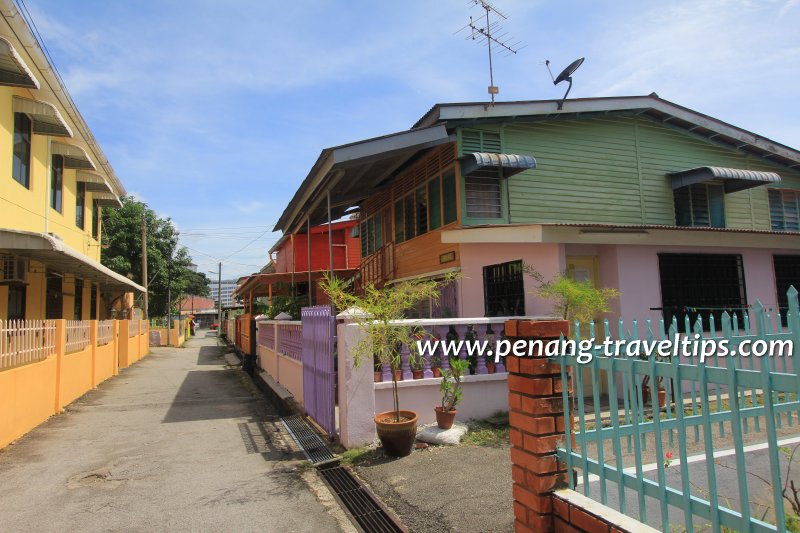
[0,331,344,533]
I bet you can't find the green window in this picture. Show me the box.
[674,183,725,228]
[76,182,86,229]
[12,112,31,188]
[769,189,800,231]
[51,155,64,213]
[428,177,441,230]
[442,171,457,224]
[415,185,427,236]
[394,199,405,243]
[404,195,416,241]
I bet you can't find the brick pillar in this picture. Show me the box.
[505,319,571,533]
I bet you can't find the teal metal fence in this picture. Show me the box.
[554,287,800,533]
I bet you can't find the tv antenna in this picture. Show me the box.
[545,57,585,110]
[456,0,525,104]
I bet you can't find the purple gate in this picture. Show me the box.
[301,305,336,438]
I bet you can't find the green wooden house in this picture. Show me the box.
[276,94,800,324]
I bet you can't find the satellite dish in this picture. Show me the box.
[545,57,585,110]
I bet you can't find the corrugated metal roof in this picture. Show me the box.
[0,35,38,88]
[669,166,781,193]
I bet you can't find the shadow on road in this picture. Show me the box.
[162,370,256,423]
[197,345,225,365]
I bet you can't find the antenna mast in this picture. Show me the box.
[458,0,524,104]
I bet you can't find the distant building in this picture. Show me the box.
[209,279,238,308]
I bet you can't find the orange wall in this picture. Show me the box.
[59,345,93,408]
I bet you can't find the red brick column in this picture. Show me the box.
[505,319,571,533]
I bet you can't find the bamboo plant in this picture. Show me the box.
[321,273,458,422]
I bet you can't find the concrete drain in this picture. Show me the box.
[280,414,405,532]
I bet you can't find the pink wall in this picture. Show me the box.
[565,244,797,323]
[459,243,565,317]
[460,241,796,323]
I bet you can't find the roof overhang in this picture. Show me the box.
[0,36,38,88]
[52,142,96,170]
[414,94,800,171]
[13,96,72,137]
[91,192,122,208]
[0,229,145,292]
[77,171,112,193]
[275,124,453,232]
[441,223,800,250]
[669,166,781,193]
[234,269,358,298]
[459,152,537,179]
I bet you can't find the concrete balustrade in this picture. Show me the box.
[255,319,305,405]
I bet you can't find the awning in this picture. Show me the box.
[52,142,96,170]
[12,96,72,137]
[77,171,112,193]
[669,166,781,193]
[0,37,39,89]
[91,192,122,208]
[0,229,144,293]
[459,152,537,179]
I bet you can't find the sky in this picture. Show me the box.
[24,0,800,281]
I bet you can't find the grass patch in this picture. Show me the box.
[339,446,375,465]
[462,411,510,447]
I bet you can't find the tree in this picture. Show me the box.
[101,196,207,318]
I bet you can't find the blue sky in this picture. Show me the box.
[27,0,800,280]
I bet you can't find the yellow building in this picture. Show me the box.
[0,2,143,320]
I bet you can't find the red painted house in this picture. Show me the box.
[235,219,360,310]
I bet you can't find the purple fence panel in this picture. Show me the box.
[278,323,302,361]
[301,305,336,438]
[257,323,276,350]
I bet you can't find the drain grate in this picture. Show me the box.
[280,414,336,464]
[318,464,405,533]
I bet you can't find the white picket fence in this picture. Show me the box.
[65,320,91,354]
[0,320,56,370]
[128,320,139,338]
[97,320,114,346]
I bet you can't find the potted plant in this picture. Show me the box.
[374,359,382,383]
[322,273,458,458]
[436,358,469,429]
[431,353,442,378]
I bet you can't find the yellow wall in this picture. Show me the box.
[0,87,103,261]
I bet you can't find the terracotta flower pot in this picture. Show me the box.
[487,362,496,374]
[374,410,419,457]
[641,385,651,405]
[374,371,382,383]
[657,388,667,409]
[432,367,442,378]
[393,369,403,382]
[435,406,457,430]
[412,370,423,380]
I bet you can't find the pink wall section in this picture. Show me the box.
[568,244,799,323]
[458,243,565,317]
[460,241,798,322]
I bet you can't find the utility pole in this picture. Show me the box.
[141,211,148,320]
[217,262,222,331]
[166,244,173,345]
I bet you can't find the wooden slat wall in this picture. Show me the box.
[360,142,461,280]
[475,116,800,229]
